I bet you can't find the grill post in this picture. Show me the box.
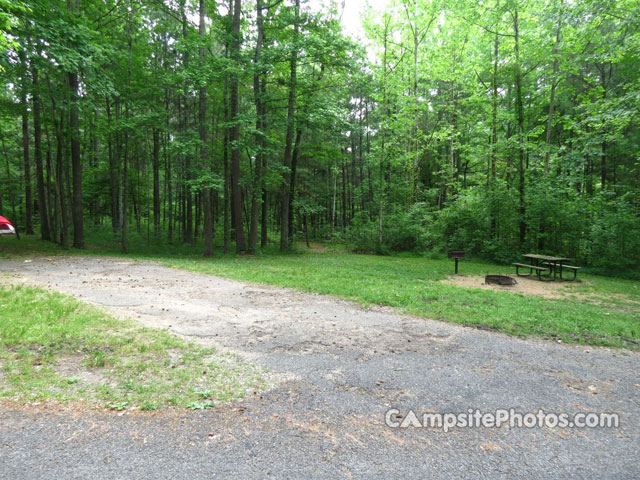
[447,250,466,275]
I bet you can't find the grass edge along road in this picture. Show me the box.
[0,282,267,410]
[163,254,639,349]
[1,234,639,349]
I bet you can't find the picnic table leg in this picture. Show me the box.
[560,267,578,281]
[538,261,553,279]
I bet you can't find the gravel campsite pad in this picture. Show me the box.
[1,256,638,479]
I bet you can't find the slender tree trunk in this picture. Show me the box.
[379,17,390,247]
[544,6,562,178]
[412,0,420,202]
[249,0,266,253]
[261,155,268,246]
[341,160,347,233]
[260,72,269,247]
[199,0,213,257]
[280,0,300,251]
[153,129,161,235]
[20,63,34,235]
[599,66,610,190]
[514,5,526,246]
[331,166,337,236]
[288,128,302,241]
[489,32,499,240]
[91,110,100,226]
[223,94,230,253]
[358,106,365,212]
[66,0,83,247]
[166,134,173,241]
[304,211,309,248]
[121,118,128,254]
[177,0,193,244]
[44,121,56,241]
[68,70,83,248]
[121,22,134,254]
[106,97,120,231]
[230,0,245,252]
[56,110,70,249]
[32,66,50,240]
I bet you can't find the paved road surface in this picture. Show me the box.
[1,257,638,479]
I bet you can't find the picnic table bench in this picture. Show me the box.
[512,262,550,280]
[513,254,581,281]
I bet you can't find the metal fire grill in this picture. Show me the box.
[447,250,465,275]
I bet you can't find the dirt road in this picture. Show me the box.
[1,256,638,479]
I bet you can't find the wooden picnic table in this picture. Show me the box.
[513,254,581,281]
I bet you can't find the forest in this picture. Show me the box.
[1,0,639,270]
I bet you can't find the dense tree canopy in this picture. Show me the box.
[1,0,639,270]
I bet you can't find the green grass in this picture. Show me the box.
[0,283,267,409]
[1,230,639,348]
[161,250,640,349]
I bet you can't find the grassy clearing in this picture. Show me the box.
[162,250,640,349]
[0,283,267,410]
[1,232,639,348]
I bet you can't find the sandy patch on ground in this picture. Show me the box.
[54,355,108,386]
[441,274,582,299]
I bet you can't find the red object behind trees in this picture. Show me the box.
[0,216,16,235]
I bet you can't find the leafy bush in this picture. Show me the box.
[345,182,640,271]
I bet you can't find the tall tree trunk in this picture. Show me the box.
[179,0,193,244]
[222,37,231,254]
[514,5,526,246]
[56,110,70,249]
[261,154,268,246]
[358,104,366,213]
[121,116,128,254]
[412,0,420,202]
[489,31,499,240]
[106,97,120,231]
[166,131,173,242]
[46,79,67,246]
[249,0,266,254]
[599,64,610,190]
[199,0,214,257]
[153,129,161,235]
[230,0,245,252]
[600,140,607,190]
[379,16,390,247]
[341,159,347,233]
[68,70,83,248]
[67,0,83,247]
[223,83,230,253]
[44,121,56,241]
[280,0,300,251]
[91,110,99,226]
[20,57,34,235]
[544,5,562,178]
[288,128,302,241]
[331,166,337,237]
[32,66,50,240]
[121,21,134,254]
[260,71,269,247]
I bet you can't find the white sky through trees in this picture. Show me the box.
[338,0,389,39]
